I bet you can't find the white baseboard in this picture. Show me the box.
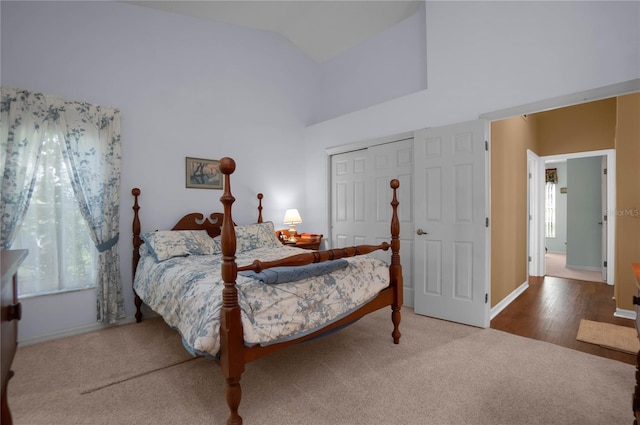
[18,315,141,346]
[403,287,414,309]
[566,264,601,272]
[490,280,529,320]
[614,308,636,321]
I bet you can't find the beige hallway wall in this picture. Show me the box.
[490,115,538,306]
[614,92,640,311]
[536,98,617,155]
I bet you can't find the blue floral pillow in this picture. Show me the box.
[235,221,281,253]
[141,230,216,262]
[212,236,221,254]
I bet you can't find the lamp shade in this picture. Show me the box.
[283,209,302,224]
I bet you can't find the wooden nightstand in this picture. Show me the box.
[276,230,323,250]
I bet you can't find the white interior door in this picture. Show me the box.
[527,150,542,277]
[330,138,416,306]
[413,120,489,328]
[601,156,607,281]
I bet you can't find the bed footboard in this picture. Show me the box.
[131,188,143,323]
[389,178,403,344]
[219,170,402,425]
[218,157,244,425]
[236,243,390,273]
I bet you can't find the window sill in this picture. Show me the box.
[19,285,96,300]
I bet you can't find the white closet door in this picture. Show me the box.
[330,138,416,306]
[331,148,371,248]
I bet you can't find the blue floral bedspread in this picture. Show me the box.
[133,245,390,357]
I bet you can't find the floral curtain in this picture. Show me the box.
[1,89,49,247]
[545,168,558,184]
[1,86,124,323]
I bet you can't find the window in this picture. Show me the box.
[545,182,556,238]
[545,168,558,238]
[2,87,123,322]
[10,136,96,297]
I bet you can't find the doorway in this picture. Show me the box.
[483,88,631,322]
[530,149,615,286]
[542,156,607,284]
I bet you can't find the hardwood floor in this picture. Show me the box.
[491,275,637,365]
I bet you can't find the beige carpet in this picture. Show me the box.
[545,253,605,283]
[8,308,635,425]
[577,319,640,354]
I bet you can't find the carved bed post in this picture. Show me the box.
[257,193,264,224]
[389,179,403,344]
[218,157,245,425]
[131,188,143,323]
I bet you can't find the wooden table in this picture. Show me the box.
[277,230,323,250]
[285,236,323,250]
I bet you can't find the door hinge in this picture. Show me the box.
[485,141,489,151]
[485,217,489,227]
[604,215,607,221]
[528,172,532,179]
[604,168,607,175]
[604,261,607,267]
[485,293,488,304]
[528,256,532,262]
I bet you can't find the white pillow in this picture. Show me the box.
[234,221,281,253]
[141,230,216,262]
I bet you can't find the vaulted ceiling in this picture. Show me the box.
[124,1,423,63]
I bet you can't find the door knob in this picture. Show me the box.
[416,228,427,235]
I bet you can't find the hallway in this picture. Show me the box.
[545,252,605,283]
[491,276,636,365]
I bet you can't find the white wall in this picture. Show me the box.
[1,1,318,341]
[312,1,427,124]
[2,0,639,341]
[302,1,640,237]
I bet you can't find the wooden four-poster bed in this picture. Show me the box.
[131,157,403,424]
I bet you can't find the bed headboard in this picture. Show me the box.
[168,191,264,237]
[130,189,265,295]
[131,190,264,242]
[171,212,227,238]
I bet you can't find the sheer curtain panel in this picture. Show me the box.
[1,86,124,323]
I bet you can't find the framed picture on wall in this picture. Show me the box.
[185,157,222,189]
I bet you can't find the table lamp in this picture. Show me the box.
[283,209,302,242]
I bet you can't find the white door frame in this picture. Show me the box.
[530,150,616,286]
[600,156,608,282]
[527,150,542,278]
